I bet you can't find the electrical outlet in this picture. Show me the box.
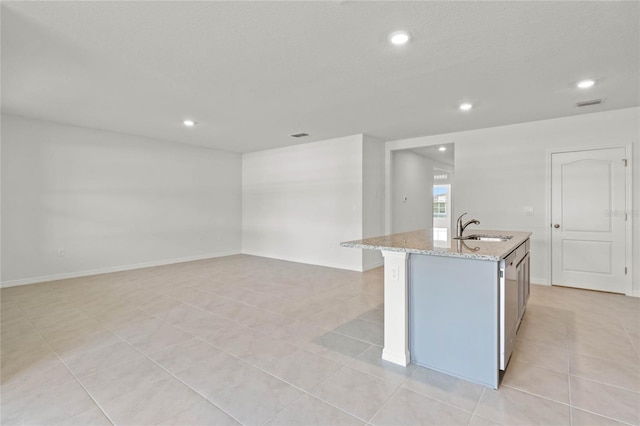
[57,248,65,257]
[391,267,399,280]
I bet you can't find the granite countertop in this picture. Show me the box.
[341,229,532,261]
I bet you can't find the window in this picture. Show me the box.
[433,193,447,218]
[433,184,451,242]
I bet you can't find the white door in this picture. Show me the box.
[551,148,627,293]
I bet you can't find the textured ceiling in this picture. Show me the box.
[2,1,639,153]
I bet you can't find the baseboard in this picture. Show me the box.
[381,348,410,367]
[530,277,550,286]
[0,250,241,288]
[240,250,363,272]
[531,280,639,297]
[363,260,384,271]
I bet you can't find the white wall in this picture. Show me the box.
[387,107,640,295]
[6,108,636,290]
[242,135,365,271]
[362,135,385,270]
[1,114,242,286]
[391,150,434,234]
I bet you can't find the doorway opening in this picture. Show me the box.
[390,143,454,236]
[433,179,452,242]
[433,168,453,241]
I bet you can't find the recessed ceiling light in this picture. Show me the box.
[389,31,411,45]
[459,103,473,111]
[577,79,595,89]
[438,146,447,152]
[183,119,196,127]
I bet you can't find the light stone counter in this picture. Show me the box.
[341,229,532,261]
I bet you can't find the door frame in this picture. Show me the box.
[546,144,633,296]
[385,143,455,235]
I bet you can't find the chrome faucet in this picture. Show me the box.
[456,212,480,238]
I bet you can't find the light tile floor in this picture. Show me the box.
[1,255,639,425]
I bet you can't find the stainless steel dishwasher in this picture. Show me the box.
[500,250,518,370]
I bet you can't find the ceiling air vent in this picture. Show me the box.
[576,98,605,107]
[290,132,309,138]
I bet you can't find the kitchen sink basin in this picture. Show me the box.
[454,234,513,242]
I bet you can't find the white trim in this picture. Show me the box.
[1,251,241,288]
[385,139,455,235]
[363,260,384,271]
[240,250,363,272]
[382,348,410,366]
[385,144,392,235]
[547,144,633,296]
[625,143,634,297]
[381,250,410,367]
[545,148,553,286]
[530,277,550,286]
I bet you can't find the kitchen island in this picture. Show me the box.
[341,228,532,388]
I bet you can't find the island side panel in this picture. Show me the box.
[381,250,410,366]
[409,254,500,389]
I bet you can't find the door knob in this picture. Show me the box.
[553,224,560,228]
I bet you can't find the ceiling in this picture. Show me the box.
[411,143,454,167]
[2,1,638,153]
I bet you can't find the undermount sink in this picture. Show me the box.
[454,234,513,242]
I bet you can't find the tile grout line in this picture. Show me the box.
[177,280,384,336]
[136,283,383,365]
[364,368,414,424]
[148,283,381,344]
[568,373,573,426]
[11,302,117,426]
[470,386,485,422]
[400,379,484,418]
[566,373,640,395]
[508,351,570,375]
[249,352,390,424]
[248,355,374,423]
[129,304,371,425]
[500,383,570,407]
[565,344,639,365]
[20,286,246,426]
[5,262,637,426]
[127,298,487,426]
[503,374,640,424]
[570,405,638,426]
[244,349,374,424]
[385,365,490,419]
[87,317,247,426]
[182,279,343,311]
[363,368,490,424]
[617,313,640,358]
[141,304,363,371]
[102,292,302,425]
